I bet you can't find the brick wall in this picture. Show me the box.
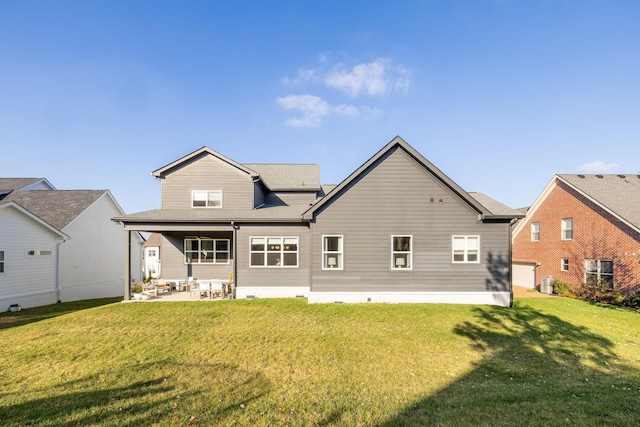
[513,180,640,293]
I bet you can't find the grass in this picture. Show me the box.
[0,297,638,426]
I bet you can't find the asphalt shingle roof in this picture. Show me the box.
[0,178,43,192]
[558,174,640,229]
[467,192,523,218]
[244,163,321,191]
[113,205,307,223]
[1,190,107,230]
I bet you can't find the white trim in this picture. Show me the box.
[249,236,299,268]
[308,291,511,307]
[451,235,481,264]
[322,235,344,270]
[236,286,310,299]
[391,235,413,270]
[561,218,573,241]
[191,190,222,208]
[531,222,540,242]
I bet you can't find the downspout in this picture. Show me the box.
[232,221,238,299]
[509,219,516,308]
[55,238,66,303]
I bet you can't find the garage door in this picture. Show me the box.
[513,262,536,288]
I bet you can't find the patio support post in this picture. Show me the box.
[124,229,131,300]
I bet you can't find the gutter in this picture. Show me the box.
[55,237,66,303]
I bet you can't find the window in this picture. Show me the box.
[585,259,613,288]
[250,237,298,267]
[184,239,229,264]
[322,235,343,270]
[26,250,52,256]
[561,218,573,240]
[147,249,157,257]
[0,251,4,273]
[452,236,480,263]
[192,190,222,208]
[561,258,569,271]
[391,236,412,269]
[531,222,540,242]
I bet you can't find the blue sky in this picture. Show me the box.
[1,1,639,214]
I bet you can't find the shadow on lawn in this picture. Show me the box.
[0,361,271,426]
[380,302,640,426]
[0,297,121,331]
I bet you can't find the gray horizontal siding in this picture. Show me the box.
[161,153,253,210]
[235,224,310,288]
[265,191,316,207]
[310,148,511,293]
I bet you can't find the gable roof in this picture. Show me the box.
[513,173,640,238]
[243,163,321,191]
[0,201,69,240]
[0,190,110,230]
[0,178,55,193]
[152,146,259,179]
[303,136,520,221]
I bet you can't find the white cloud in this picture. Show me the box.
[277,95,329,127]
[324,58,410,97]
[277,95,369,128]
[577,160,619,172]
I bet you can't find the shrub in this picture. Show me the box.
[624,291,640,308]
[552,279,573,295]
[132,283,143,293]
[576,277,613,302]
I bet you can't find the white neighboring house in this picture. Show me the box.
[0,178,144,309]
[143,233,161,279]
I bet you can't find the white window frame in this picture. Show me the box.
[452,235,480,264]
[250,236,299,268]
[585,259,613,288]
[147,249,157,257]
[184,238,230,264]
[561,258,569,271]
[192,190,222,208]
[531,222,540,242]
[322,235,343,270]
[0,251,4,274]
[391,235,412,270]
[561,218,573,240]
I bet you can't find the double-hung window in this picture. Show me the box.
[0,251,4,273]
[561,258,569,271]
[250,237,298,267]
[184,238,229,264]
[391,235,412,270]
[531,222,540,242]
[452,235,480,263]
[585,259,613,288]
[192,190,222,208]
[561,218,573,240]
[322,235,343,270]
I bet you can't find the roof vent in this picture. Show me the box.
[618,174,626,178]
[596,174,603,178]
[577,174,585,178]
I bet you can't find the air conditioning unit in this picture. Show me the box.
[540,276,555,294]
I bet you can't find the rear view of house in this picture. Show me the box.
[115,136,523,306]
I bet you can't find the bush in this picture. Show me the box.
[575,277,613,302]
[552,279,573,295]
[623,292,640,308]
[132,283,143,293]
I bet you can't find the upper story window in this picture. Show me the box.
[250,237,298,267]
[184,239,229,264]
[0,251,4,273]
[391,235,412,270]
[561,218,573,240]
[192,190,222,208]
[531,222,540,242]
[322,235,343,270]
[452,235,480,263]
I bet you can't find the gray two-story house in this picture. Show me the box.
[115,136,522,306]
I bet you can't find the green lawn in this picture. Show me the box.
[0,297,638,426]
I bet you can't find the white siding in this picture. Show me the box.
[0,206,60,309]
[59,194,137,301]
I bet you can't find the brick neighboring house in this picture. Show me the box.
[512,174,640,294]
